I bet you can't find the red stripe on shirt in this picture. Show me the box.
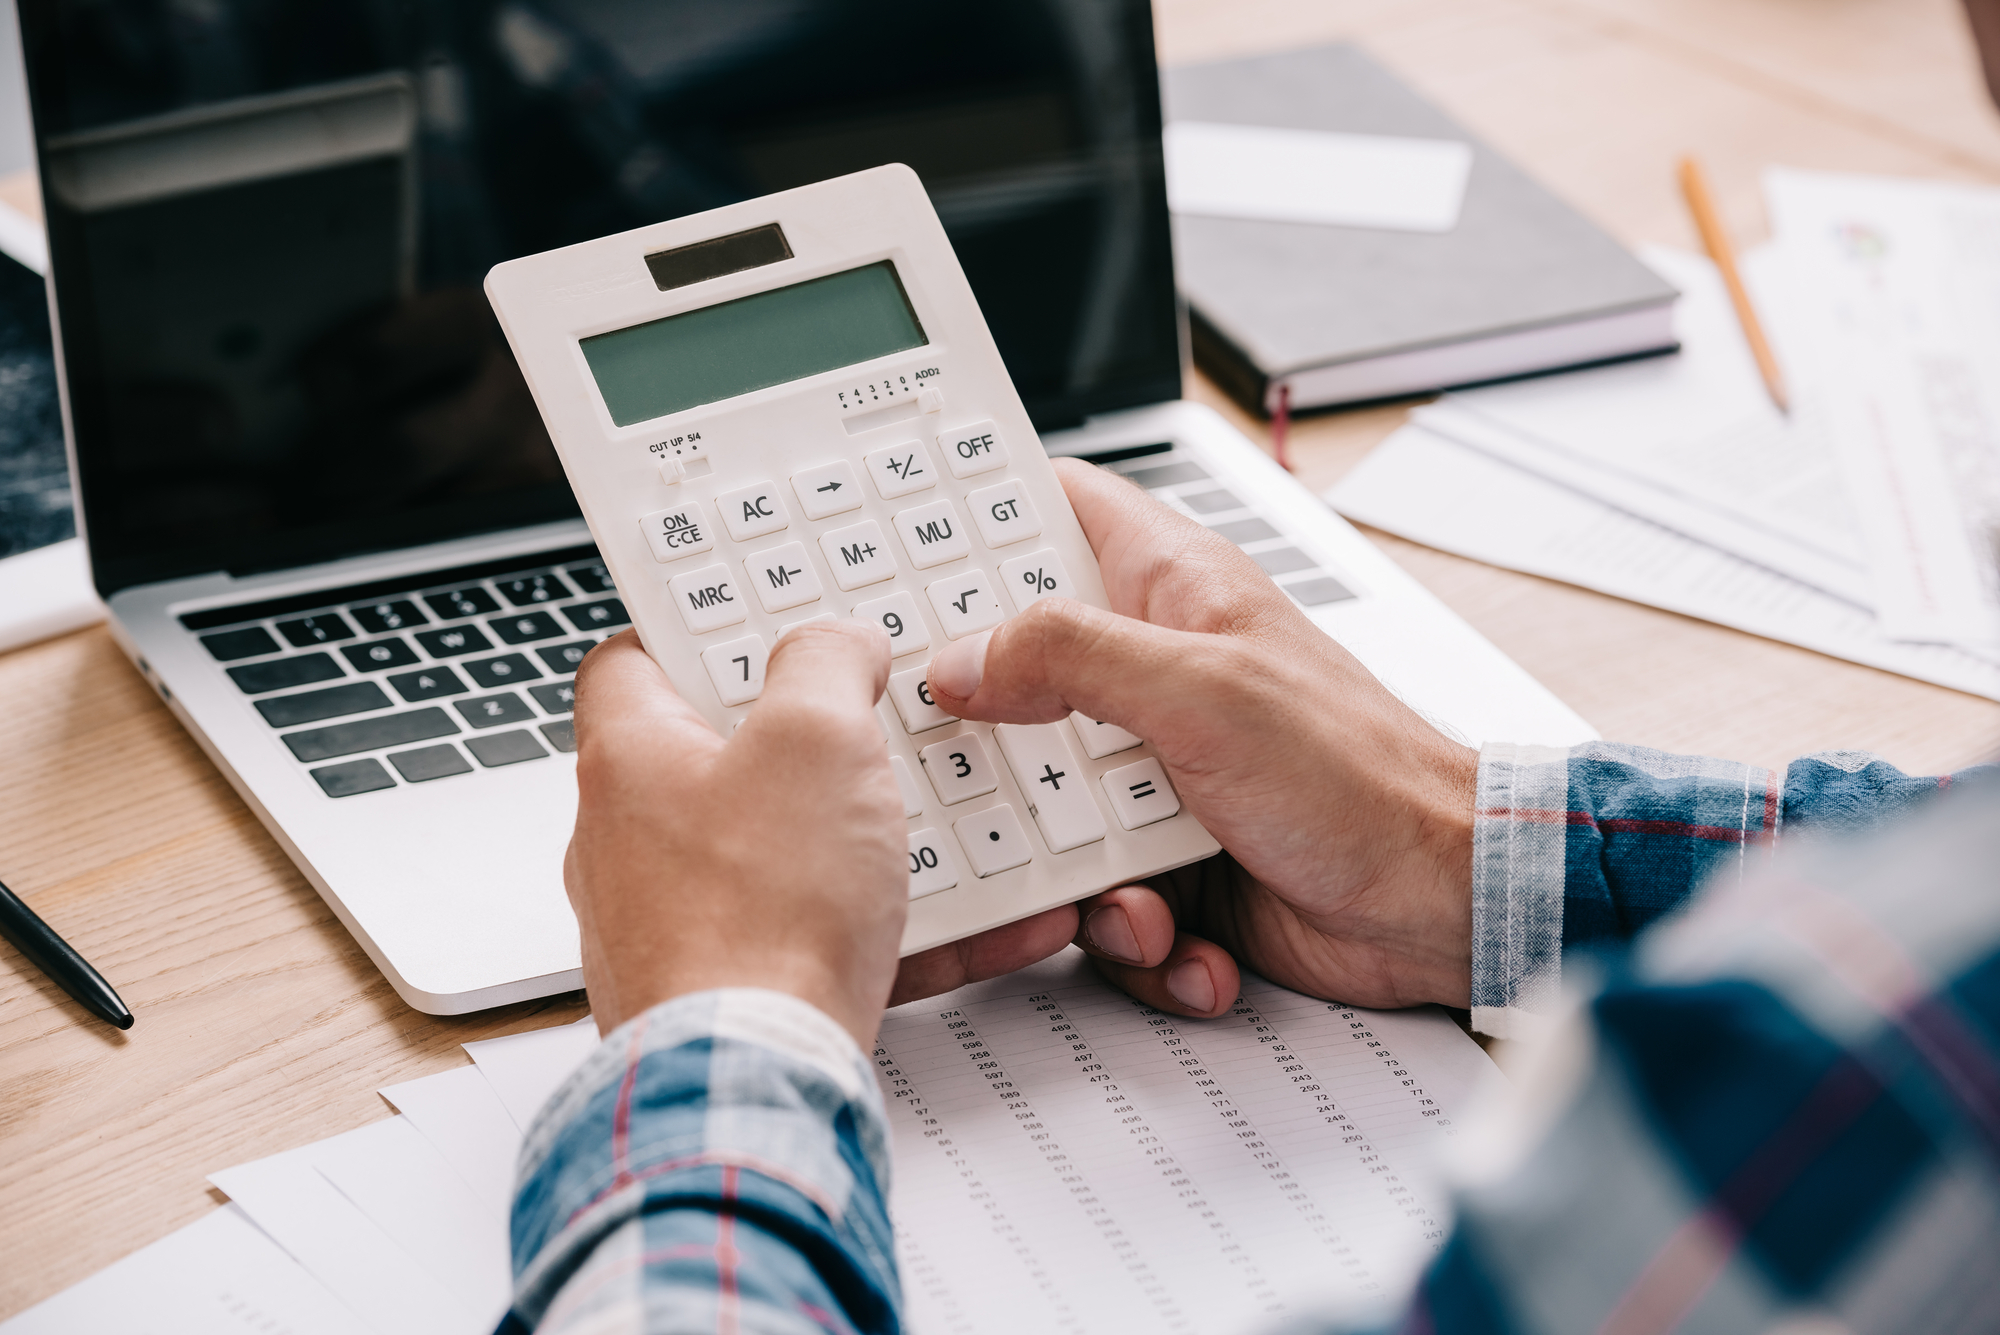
[717,1165,741,1335]
[1480,808,1766,843]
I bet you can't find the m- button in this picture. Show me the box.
[938,419,1008,479]
[744,541,824,613]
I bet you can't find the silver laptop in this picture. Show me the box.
[23,0,1592,1014]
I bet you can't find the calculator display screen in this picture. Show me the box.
[581,262,928,427]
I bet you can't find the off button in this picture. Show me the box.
[938,419,1008,479]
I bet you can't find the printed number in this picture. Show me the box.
[910,845,939,872]
[950,751,972,778]
[917,680,935,706]
[883,612,904,638]
[732,655,749,681]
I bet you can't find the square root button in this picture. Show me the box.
[1103,757,1180,829]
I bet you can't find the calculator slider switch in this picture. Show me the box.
[639,501,714,562]
[917,384,944,415]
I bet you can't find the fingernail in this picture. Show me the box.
[1167,959,1215,1013]
[929,630,992,701]
[1083,906,1141,963]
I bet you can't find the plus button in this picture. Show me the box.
[1038,764,1066,790]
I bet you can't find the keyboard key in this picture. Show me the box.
[919,732,1000,805]
[638,501,715,563]
[227,653,344,695]
[700,633,769,706]
[925,568,1004,639]
[562,597,630,632]
[937,419,1008,478]
[716,480,791,541]
[792,460,863,520]
[564,562,616,593]
[852,590,930,656]
[464,654,542,689]
[1070,712,1142,759]
[466,729,548,767]
[529,681,576,714]
[341,638,420,672]
[1124,460,1209,488]
[887,663,953,733]
[497,573,574,605]
[994,723,1107,853]
[968,479,1042,548]
[537,640,595,673]
[1180,488,1243,515]
[892,499,971,570]
[1252,547,1315,576]
[277,613,355,647]
[388,666,468,702]
[864,441,935,498]
[455,693,535,728]
[1000,548,1077,612]
[283,708,459,763]
[255,681,393,728]
[387,744,472,783]
[539,720,577,753]
[906,828,960,900]
[310,758,397,798]
[668,564,747,634]
[423,587,500,621]
[415,624,493,658]
[349,600,427,634]
[200,626,280,661]
[1103,757,1180,829]
[743,541,823,614]
[889,755,926,818]
[1209,517,1281,546]
[1285,575,1357,607]
[955,805,1035,878]
[819,520,897,591]
[489,611,567,644]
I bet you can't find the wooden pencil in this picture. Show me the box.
[1677,156,1791,415]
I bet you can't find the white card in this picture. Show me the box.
[1164,121,1472,233]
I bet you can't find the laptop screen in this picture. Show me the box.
[19,0,1178,596]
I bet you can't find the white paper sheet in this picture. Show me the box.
[1164,121,1472,232]
[1327,425,2000,701]
[381,1063,526,1222]
[0,1205,367,1335]
[1415,247,1869,603]
[1767,168,2000,650]
[875,948,1494,1333]
[463,1016,602,1130]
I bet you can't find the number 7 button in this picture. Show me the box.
[700,633,768,706]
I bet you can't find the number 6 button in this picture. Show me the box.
[907,829,960,899]
[919,732,999,804]
[700,633,768,706]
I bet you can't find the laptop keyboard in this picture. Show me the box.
[182,543,619,798]
[181,446,1353,800]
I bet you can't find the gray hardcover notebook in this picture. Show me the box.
[1165,44,1679,412]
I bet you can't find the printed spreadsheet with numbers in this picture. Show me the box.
[873,949,1496,1334]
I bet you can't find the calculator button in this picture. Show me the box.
[938,419,1009,479]
[700,633,769,706]
[926,568,1004,639]
[893,499,971,570]
[955,805,1034,878]
[743,541,823,613]
[968,479,1042,549]
[715,481,790,541]
[852,590,930,656]
[1001,548,1077,612]
[818,520,897,591]
[890,755,926,818]
[1103,758,1180,829]
[638,501,715,563]
[1070,712,1143,758]
[777,612,837,640]
[907,828,960,900]
[792,460,863,519]
[668,563,747,634]
[919,732,1000,805]
[888,663,953,733]
[994,723,1107,853]
[864,441,936,498]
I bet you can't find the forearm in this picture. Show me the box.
[501,989,901,1334]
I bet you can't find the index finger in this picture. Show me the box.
[571,629,723,765]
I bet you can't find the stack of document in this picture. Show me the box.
[1328,169,2000,704]
[5,951,1497,1334]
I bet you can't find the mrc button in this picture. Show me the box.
[938,419,1008,478]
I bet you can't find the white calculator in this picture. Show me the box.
[485,164,1219,954]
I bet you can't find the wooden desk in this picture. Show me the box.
[5,0,1999,1316]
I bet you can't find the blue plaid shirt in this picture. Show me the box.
[500,744,1996,1333]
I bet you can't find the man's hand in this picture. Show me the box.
[893,458,1477,1018]
[565,624,907,1046]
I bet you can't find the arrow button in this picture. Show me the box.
[791,460,863,520]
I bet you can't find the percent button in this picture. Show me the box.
[1001,548,1076,612]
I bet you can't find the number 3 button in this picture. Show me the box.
[919,732,999,805]
[700,633,768,706]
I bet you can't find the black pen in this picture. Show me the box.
[0,876,133,1029]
